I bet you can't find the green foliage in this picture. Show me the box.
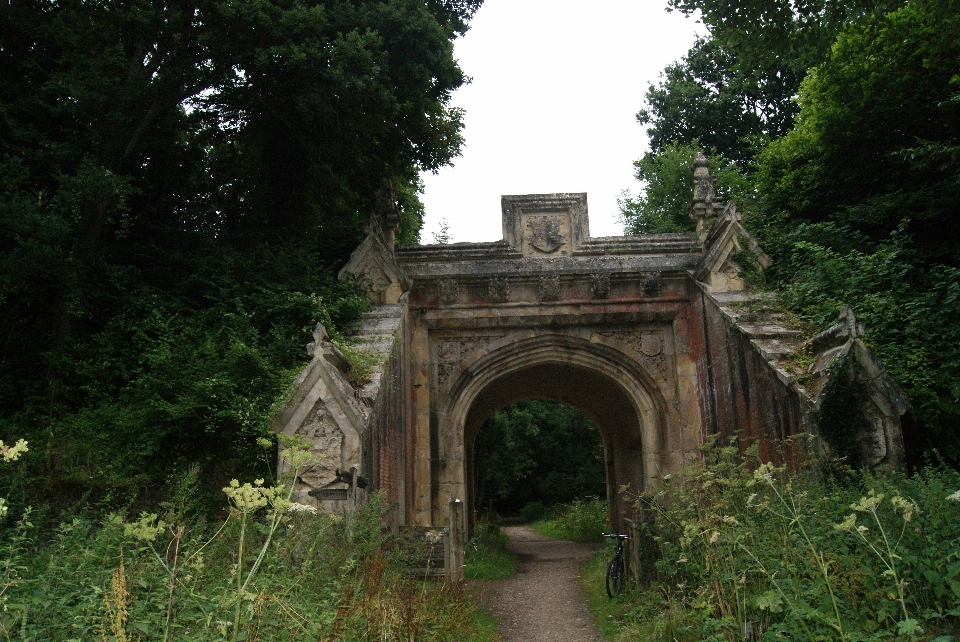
[651,0,905,165]
[815,355,872,469]
[597,438,960,640]
[637,37,798,165]
[519,502,547,523]
[766,223,960,462]
[473,400,606,514]
[464,514,516,580]
[0,484,491,640]
[634,0,960,463]
[530,498,607,543]
[756,0,960,262]
[620,141,752,234]
[0,0,476,520]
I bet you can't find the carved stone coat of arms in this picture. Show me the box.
[528,217,565,253]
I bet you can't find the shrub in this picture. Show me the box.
[606,435,960,641]
[531,498,607,543]
[0,437,491,640]
[519,501,547,523]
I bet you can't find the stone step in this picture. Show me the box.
[356,315,402,335]
[398,528,447,577]
[752,337,803,361]
[350,336,395,355]
[736,322,803,339]
[362,303,405,319]
[711,291,776,305]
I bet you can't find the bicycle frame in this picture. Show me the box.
[602,532,629,597]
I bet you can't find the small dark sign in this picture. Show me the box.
[308,488,348,501]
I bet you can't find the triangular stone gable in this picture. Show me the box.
[339,225,410,304]
[806,306,909,468]
[271,323,367,507]
[695,202,771,292]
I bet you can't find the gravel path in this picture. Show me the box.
[476,524,602,642]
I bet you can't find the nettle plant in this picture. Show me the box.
[631,435,960,641]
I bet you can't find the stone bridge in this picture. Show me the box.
[273,160,909,531]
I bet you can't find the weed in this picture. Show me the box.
[587,436,960,640]
[465,514,515,580]
[530,498,607,543]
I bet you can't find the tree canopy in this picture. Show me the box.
[0,0,480,515]
[628,0,960,464]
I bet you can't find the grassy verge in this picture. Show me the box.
[581,550,633,640]
[465,515,516,580]
[0,437,499,641]
[466,608,503,642]
[528,497,607,543]
[581,436,960,641]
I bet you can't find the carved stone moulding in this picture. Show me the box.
[538,275,561,302]
[438,278,459,305]
[488,276,510,303]
[501,193,589,257]
[590,273,610,300]
[643,272,661,296]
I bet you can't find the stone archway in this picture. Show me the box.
[441,334,669,532]
[277,187,909,529]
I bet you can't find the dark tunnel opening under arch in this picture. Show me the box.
[461,361,647,534]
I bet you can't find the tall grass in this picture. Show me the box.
[0,438,495,641]
[529,498,607,543]
[465,514,515,580]
[602,436,960,641]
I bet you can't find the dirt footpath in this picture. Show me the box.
[476,524,602,642]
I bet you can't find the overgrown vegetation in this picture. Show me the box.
[592,437,960,641]
[0,0,480,521]
[464,514,515,581]
[0,437,496,641]
[625,0,960,464]
[528,498,607,544]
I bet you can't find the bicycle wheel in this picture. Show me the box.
[606,555,625,597]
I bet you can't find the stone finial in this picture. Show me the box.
[306,322,352,374]
[810,306,866,354]
[364,175,400,248]
[689,152,717,239]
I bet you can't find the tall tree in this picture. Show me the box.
[641,0,904,163]
[0,0,481,513]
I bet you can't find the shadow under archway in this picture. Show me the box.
[441,334,668,535]
[472,399,606,516]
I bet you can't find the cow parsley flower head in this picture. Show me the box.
[124,513,166,542]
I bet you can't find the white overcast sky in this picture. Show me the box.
[418,1,701,243]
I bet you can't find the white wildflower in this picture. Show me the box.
[124,513,166,542]
[946,490,960,502]
[891,495,920,522]
[287,502,318,515]
[834,513,857,532]
[0,439,28,462]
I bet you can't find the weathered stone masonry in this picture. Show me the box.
[276,161,908,530]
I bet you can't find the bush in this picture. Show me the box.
[519,501,547,523]
[530,498,607,543]
[605,435,960,641]
[0,438,492,641]
[465,513,515,580]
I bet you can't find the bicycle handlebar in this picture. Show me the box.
[601,533,630,540]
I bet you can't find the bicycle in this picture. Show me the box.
[601,532,629,597]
